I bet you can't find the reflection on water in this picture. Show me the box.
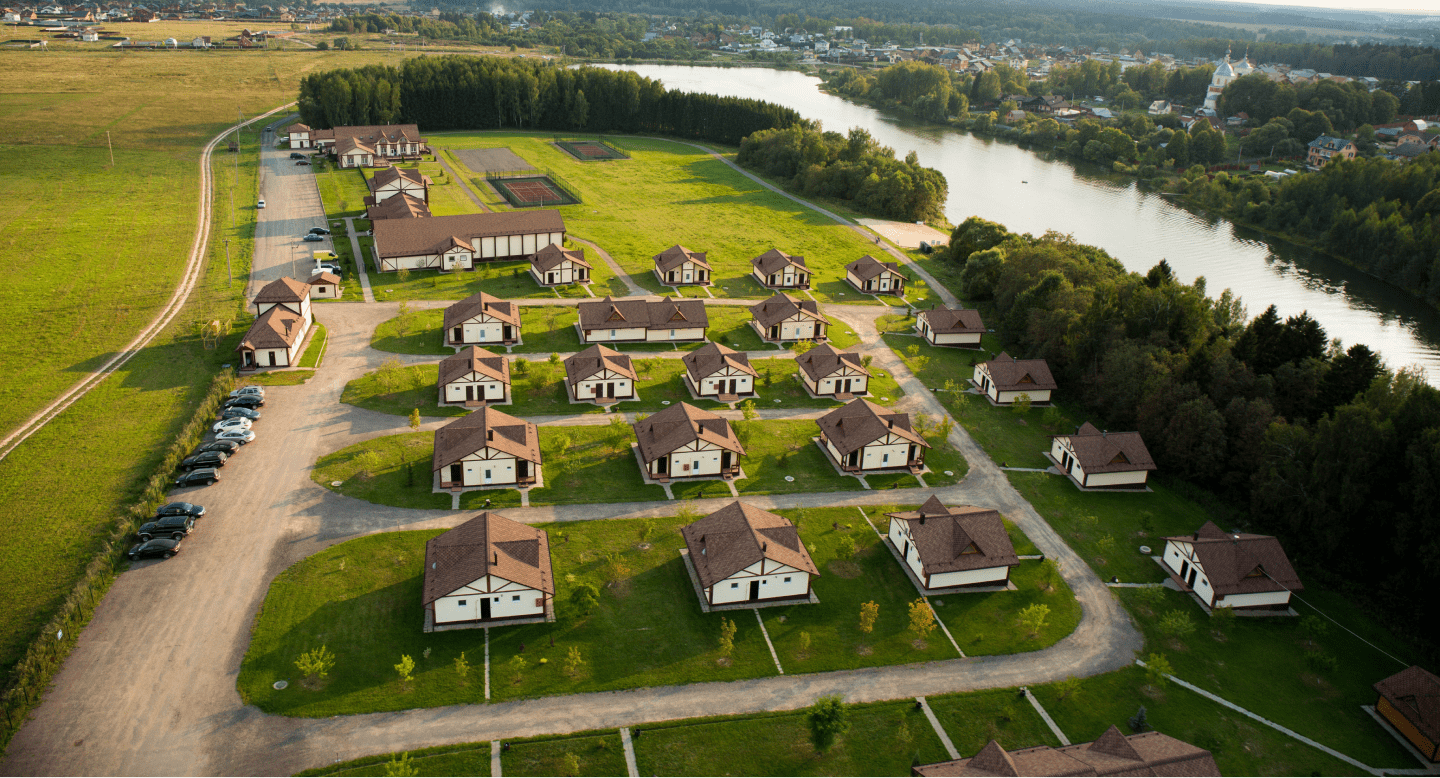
[607,64,1440,378]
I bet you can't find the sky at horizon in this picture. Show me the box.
[1199,0,1439,13]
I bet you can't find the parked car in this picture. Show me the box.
[302,233,324,242]
[224,395,264,410]
[193,440,239,456]
[213,417,252,433]
[289,152,305,160]
[295,160,310,166]
[316,262,342,275]
[128,538,181,561]
[154,501,205,519]
[309,227,331,236]
[175,468,220,487]
[137,515,195,541]
[179,451,228,471]
[215,428,255,444]
[229,385,265,399]
[219,407,261,422]
[257,199,265,209]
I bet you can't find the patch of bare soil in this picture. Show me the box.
[827,560,863,578]
[1141,685,1167,702]
[606,578,633,599]
[636,542,652,551]
[911,638,929,651]
[1210,630,1228,642]
[1017,419,1028,426]
[299,676,330,692]
[1093,556,1108,566]
[855,645,873,656]
[716,657,732,667]
[1165,638,1188,652]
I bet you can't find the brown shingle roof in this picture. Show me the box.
[632,402,744,463]
[431,407,541,471]
[286,122,310,134]
[795,343,869,381]
[1374,666,1440,746]
[749,292,824,328]
[1166,521,1303,596]
[919,306,985,335]
[915,727,1220,776]
[306,271,341,286]
[576,296,709,332]
[886,496,1019,574]
[846,255,907,281]
[235,305,306,350]
[751,248,807,276]
[816,399,929,456]
[373,211,565,258]
[681,501,819,589]
[981,352,1056,391]
[683,342,757,382]
[1056,423,1156,474]
[438,346,510,387]
[366,192,431,221]
[652,244,709,272]
[312,123,423,145]
[367,165,430,194]
[443,291,521,331]
[335,136,375,157]
[563,344,636,384]
[422,512,553,603]
[253,276,309,305]
[530,243,590,273]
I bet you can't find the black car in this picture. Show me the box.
[225,395,264,410]
[219,406,261,422]
[289,152,305,159]
[295,160,311,166]
[179,451,228,471]
[175,468,220,487]
[308,227,331,235]
[154,501,206,519]
[137,515,195,541]
[128,538,181,561]
[194,440,240,456]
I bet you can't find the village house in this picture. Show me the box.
[845,255,907,296]
[816,399,929,474]
[563,344,636,405]
[366,166,430,205]
[437,346,510,407]
[886,496,1020,591]
[576,296,708,344]
[443,291,521,348]
[682,342,757,401]
[972,352,1056,405]
[795,343,869,399]
[749,292,827,343]
[632,402,744,482]
[432,406,541,489]
[1372,665,1440,762]
[916,306,985,348]
[750,248,810,289]
[292,123,426,165]
[1161,521,1302,613]
[915,727,1219,776]
[371,210,566,272]
[306,270,341,300]
[1048,422,1155,489]
[681,501,819,607]
[1308,135,1357,167]
[651,244,712,287]
[366,193,431,221]
[234,306,308,370]
[422,511,553,628]
[252,276,312,327]
[528,243,590,287]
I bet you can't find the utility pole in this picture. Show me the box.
[225,238,233,285]
[106,130,114,167]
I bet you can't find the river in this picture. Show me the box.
[606,63,1440,379]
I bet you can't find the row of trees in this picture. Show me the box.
[1218,74,1400,133]
[735,125,948,221]
[1171,39,1440,82]
[943,217,1437,646]
[333,10,705,60]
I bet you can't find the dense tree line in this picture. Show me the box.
[735,125,948,221]
[1218,74,1399,133]
[1170,40,1440,83]
[297,57,803,146]
[333,10,704,60]
[944,218,1437,643]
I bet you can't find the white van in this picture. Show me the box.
[257,199,266,209]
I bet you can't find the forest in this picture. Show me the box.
[332,10,705,60]
[944,218,1438,649]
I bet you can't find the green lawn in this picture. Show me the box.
[314,165,372,219]
[729,420,864,497]
[244,369,315,386]
[297,743,492,777]
[925,687,1063,753]
[298,324,327,368]
[367,248,629,303]
[310,431,454,510]
[501,730,628,777]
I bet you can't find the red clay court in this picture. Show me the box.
[490,175,580,207]
[554,139,628,161]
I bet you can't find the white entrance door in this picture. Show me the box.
[683,269,692,283]
[483,468,493,484]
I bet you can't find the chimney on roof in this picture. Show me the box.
[492,550,498,564]
[1193,532,1199,541]
[919,514,926,525]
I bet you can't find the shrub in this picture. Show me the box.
[1144,653,1172,688]
[1305,650,1339,674]
[295,645,336,679]
[806,694,850,753]
[564,646,585,676]
[561,752,581,777]
[454,651,470,682]
[1158,609,1196,639]
[506,654,527,683]
[1017,603,1050,636]
[1012,393,1032,413]
[514,357,530,375]
[907,599,936,640]
[1299,614,1329,639]
[1133,585,1167,608]
[407,408,421,432]
[835,533,856,560]
[385,752,419,777]
[799,631,812,655]
[718,617,738,657]
[1054,676,1081,701]
[1041,405,1063,428]
[571,583,600,613]
[394,654,415,683]
[1210,605,1236,630]
[859,601,879,634]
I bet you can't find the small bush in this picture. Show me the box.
[1299,614,1329,639]
[907,599,936,640]
[1158,609,1196,639]
[859,601,879,634]
[1144,653,1173,688]
[385,752,419,777]
[718,617,738,658]
[394,654,415,683]
[454,651,470,682]
[806,694,850,753]
[1304,650,1339,674]
[295,645,336,679]
[1016,603,1050,636]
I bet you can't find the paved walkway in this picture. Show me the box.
[568,235,647,296]
[342,216,376,302]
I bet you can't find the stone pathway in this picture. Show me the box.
[917,696,961,759]
[342,216,375,303]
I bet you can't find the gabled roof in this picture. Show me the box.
[794,343,869,381]
[366,192,431,221]
[431,406,541,470]
[443,291,521,331]
[253,276,309,305]
[846,254,907,281]
[919,306,985,334]
[914,726,1220,776]
[306,271,340,286]
[235,305,306,351]
[1374,666,1440,747]
[980,352,1056,391]
[563,344,636,383]
[286,122,310,133]
[576,296,709,332]
[310,123,424,145]
[1166,521,1302,596]
[372,211,565,258]
[816,399,929,456]
[530,242,590,273]
[652,244,709,272]
[751,248,808,275]
[438,346,510,387]
[335,136,375,157]
[422,511,553,603]
[749,292,824,328]
[1055,422,1156,474]
[367,165,431,194]
[632,402,744,463]
[1309,134,1354,150]
[681,501,819,589]
[886,496,1019,574]
[683,342,757,381]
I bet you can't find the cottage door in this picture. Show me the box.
[466,386,475,402]
[503,325,514,341]
[814,322,822,338]
[483,468,493,484]
[748,581,760,601]
[903,541,909,560]
[1179,560,1190,581]
[728,379,738,395]
[847,450,860,468]
[721,451,732,471]
[450,464,463,484]
[606,382,615,398]
[842,378,852,394]
[770,325,780,340]
[453,326,463,343]
[480,598,491,620]
[547,272,555,284]
[1187,567,1198,588]
[683,269,692,284]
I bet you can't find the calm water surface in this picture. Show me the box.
[609,64,1440,378]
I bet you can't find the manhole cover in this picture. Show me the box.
[784,476,795,482]
[881,397,889,401]
[1139,545,1152,554]
[273,680,288,690]
[944,470,954,476]
[774,399,782,403]
[330,481,343,487]
[661,401,670,405]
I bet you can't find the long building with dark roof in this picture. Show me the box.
[371,211,566,272]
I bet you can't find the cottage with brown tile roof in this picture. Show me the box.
[817,399,929,473]
[886,496,1019,590]
[632,402,744,481]
[682,501,819,606]
[845,255,907,295]
[973,351,1055,405]
[306,271,341,299]
[234,305,310,370]
[651,245,711,287]
[432,407,541,489]
[285,122,311,148]
[1161,521,1302,612]
[335,136,376,169]
[914,726,1219,776]
[683,343,757,401]
[366,192,431,222]
[311,123,426,164]
[1373,665,1440,762]
[371,211,566,272]
[576,296,708,344]
[423,511,553,628]
[529,243,590,287]
[750,292,827,343]
[750,249,810,289]
[563,344,637,405]
[253,276,311,320]
[917,306,984,347]
[795,344,870,399]
[443,292,521,348]
[367,165,431,204]
[438,346,510,407]
[1049,422,1155,489]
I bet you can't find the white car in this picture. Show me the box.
[213,417,253,433]
[215,428,256,444]
[229,386,265,399]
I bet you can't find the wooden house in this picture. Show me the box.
[816,399,928,474]
[914,727,1219,776]
[682,501,819,606]
[749,292,827,343]
[917,306,984,347]
[632,402,744,482]
[1161,522,1302,612]
[310,124,426,163]
[423,512,553,627]
[1048,422,1156,489]
[371,211,566,272]
[366,193,431,222]
[845,255,907,295]
[529,243,590,287]
[750,249,810,290]
[234,306,308,370]
[795,344,870,399]
[563,344,636,405]
[1372,666,1440,762]
[443,292,521,348]
[306,271,341,300]
[366,165,430,205]
[577,296,708,344]
[886,496,1019,591]
[253,276,312,329]
[682,343,757,401]
[652,245,711,287]
[972,352,1055,405]
[438,346,510,407]
[432,407,541,489]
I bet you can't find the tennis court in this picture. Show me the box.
[490,175,581,207]
[555,139,628,161]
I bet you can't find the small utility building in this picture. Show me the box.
[917,306,984,347]
[632,402,744,482]
[795,344,870,399]
[750,249,810,290]
[529,243,590,287]
[886,496,1020,591]
[845,255,906,296]
[1161,521,1302,612]
[750,292,827,343]
[652,245,711,287]
[423,511,553,628]
[817,399,928,474]
[563,344,637,405]
[682,342,757,401]
[682,501,818,607]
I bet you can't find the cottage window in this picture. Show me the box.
[784,576,792,583]
[493,597,500,602]
[457,599,467,606]
[731,582,739,589]
[512,595,521,602]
